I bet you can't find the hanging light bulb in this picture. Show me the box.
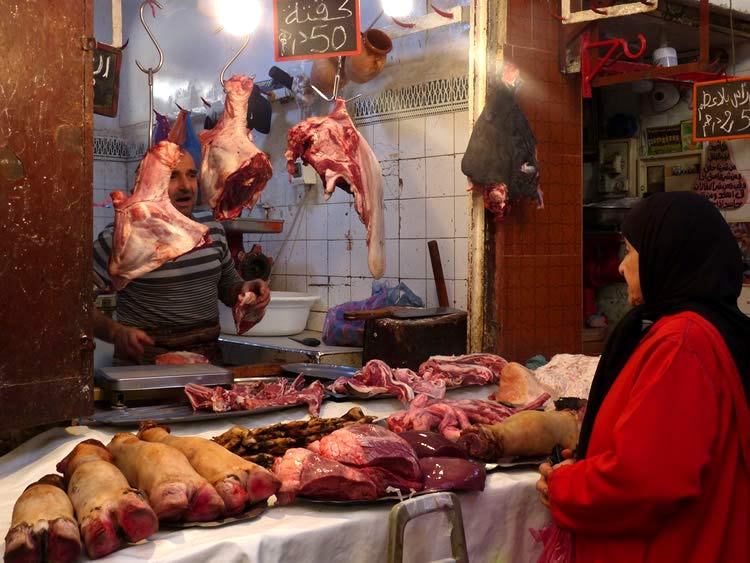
[215,0,261,36]
[381,0,414,19]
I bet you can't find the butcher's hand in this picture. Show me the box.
[113,325,154,363]
[239,279,271,312]
[536,448,575,507]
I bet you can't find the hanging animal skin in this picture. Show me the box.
[461,64,542,220]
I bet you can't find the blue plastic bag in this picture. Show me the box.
[322,281,424,347]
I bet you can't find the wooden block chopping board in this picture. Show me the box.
[363,311,468,371]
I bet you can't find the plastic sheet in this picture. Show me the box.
[530,522,575,563]
[322,281,424,346]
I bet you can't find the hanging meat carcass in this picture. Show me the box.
[108,141,209,290]
[199,74,273,221]
[461,63,542,220]
[285,98,385,278]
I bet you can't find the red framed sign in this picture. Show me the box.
[273,0,362,62]
[693,76,750,142]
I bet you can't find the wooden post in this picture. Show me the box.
[467,0,507,352]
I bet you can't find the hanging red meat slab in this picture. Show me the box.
[199,74,273,221]
[285,98,385,278]
[108,140,209,290]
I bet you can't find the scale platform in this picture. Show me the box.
[94,364,233,407]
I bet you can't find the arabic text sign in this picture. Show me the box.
[273,0,361,61]
[693,77,750,142]
[93,43,122,117]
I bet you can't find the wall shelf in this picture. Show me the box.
[639,149,704,160]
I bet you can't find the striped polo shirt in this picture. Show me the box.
[93,206,243,329]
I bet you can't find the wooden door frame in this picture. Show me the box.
[467,0,507,352]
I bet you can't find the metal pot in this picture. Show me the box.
[583,197,641,230]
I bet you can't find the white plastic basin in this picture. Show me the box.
[219,292,320,337]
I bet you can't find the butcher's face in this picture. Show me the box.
[168,152,198,216]
[619,239,644,306]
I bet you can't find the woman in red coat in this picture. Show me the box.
[537,192,750,562]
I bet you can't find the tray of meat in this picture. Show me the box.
[87,402,306,427]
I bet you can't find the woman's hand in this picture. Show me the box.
[112,325,154,363]
[536,448,575,507]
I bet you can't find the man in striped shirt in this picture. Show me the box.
[92,150,269,364]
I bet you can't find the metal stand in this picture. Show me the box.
[387,492,469,563]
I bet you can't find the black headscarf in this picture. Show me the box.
[577,192,750,459]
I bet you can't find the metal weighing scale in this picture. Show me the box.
[94,364,233,407]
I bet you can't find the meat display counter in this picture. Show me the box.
[0,387,548,562]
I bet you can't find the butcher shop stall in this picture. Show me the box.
[3,0,750,562]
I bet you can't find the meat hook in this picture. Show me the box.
[135,0,164,150]
[220,33,252,89]
[310,56,360,103]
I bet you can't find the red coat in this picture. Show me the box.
[548,312,750,563]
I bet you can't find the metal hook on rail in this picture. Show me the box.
[135,0,164,150]
[310,57,362,104]
[220,34,252,89]
[310,56,344,101]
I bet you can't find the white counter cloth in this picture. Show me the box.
[0,388,550,562]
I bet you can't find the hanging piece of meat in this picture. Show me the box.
[461,63,542,220]
[107,432,225,522]
[233,290,266,335]
[199,74,273,221]
[4,474,82,563]
[285,98,385,278]
[108,140,209,290]
[56,439,158,559]
[137,422,280,516]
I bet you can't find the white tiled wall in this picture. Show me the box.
[245,109,472,331]
[92,159,126,239]
[92,107,472,333]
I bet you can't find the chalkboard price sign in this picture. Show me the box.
[93,43,122,117]
[273,0,361,62]
[693,76,750,142]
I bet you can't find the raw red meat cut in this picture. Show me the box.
[317,424,421,481]
[233,290,266,335]
[419,353,507,386]
[200,75,273,221]
[286,98,385,278]
[107,433,225,522]
[359,466,423,497]
[56,439,158,558]
[398,431,467,459]
[4,475,82,563]
[137,423,279,515]
[272,448,378,504]
[155,351,210,365]
[419,457,486,492]
[184,374,325,416]
[108,141,209,290]
[387,393,550,440]
[329,359,445,401]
